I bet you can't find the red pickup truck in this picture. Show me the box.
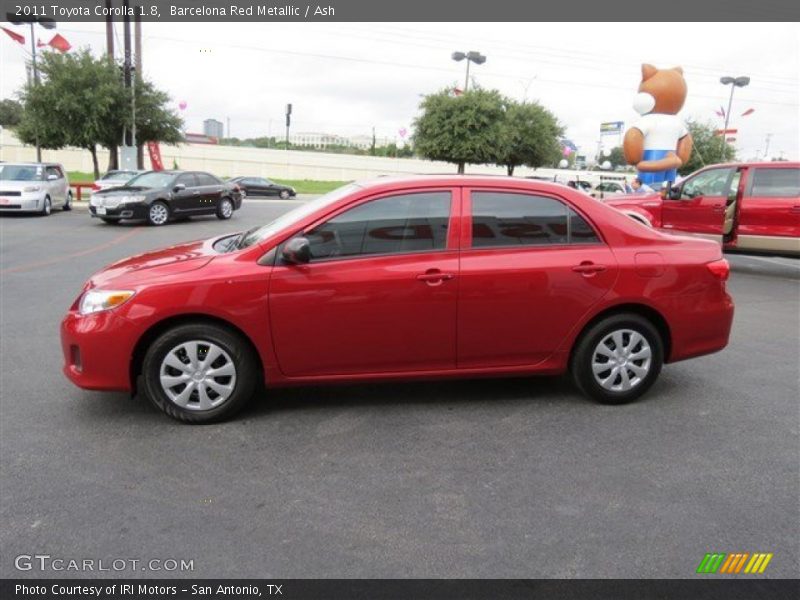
[606,162,800,256]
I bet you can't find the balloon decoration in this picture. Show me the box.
[178,101,188,111]
[623,64,692,189]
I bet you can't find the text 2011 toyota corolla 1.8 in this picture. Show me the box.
[61,176,734,423]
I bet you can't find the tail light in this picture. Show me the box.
[706,258,730,281]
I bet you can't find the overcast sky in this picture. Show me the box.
[1,22,798,160]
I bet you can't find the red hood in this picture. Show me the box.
[89,238,217,288]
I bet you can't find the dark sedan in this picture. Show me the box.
[229,176,296,199]
[89,170,242,226]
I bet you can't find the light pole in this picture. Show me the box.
[719,75,750,141]
[451,51,486,92]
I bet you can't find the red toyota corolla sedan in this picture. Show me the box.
[61,176,734,422]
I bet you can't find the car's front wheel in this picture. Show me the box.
[40,196,52,216]
[147,201,169,226]
[141,323,259,423]
[570,313,663,405]
[279,189,290,199]
[216,197,234,220]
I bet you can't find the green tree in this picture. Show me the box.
[0,98,23,128]
[498,100,563,176]
[605,146,627,168]
[16,49,125,178]
[680,119,736,175]
[413,87,506,173]
[103,79,184,170]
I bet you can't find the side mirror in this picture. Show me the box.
[282,236,311,265]
[173,183,186,192]
[667,185,681,200]
[47,174,58,181]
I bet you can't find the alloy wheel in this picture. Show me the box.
[149,203,168,225]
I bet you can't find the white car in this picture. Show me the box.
[590,181,627,199]
[0,162,71,215]
[92,169,145,192]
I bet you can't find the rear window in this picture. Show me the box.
[470,192,599,248]
[749,168,800,198]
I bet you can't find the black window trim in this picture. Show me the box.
[464,188,606,252]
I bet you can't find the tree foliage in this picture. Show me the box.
[413,87,507,173]
[498,101,563,175]
[605,146,627,168]
[16,48,182,178]
[0,98,23,128]
[680,119,736,175]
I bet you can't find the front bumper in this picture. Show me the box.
[60,309,140,391]
[0,192,46,212]
[89,202,148,220]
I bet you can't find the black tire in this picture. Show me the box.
[279,189,290,200]
[147,201,170,226]
[570,313,663,405]
[142,323,259,423]
[63,191,72,211]
[39,196,52,216]
[100,218,119,225]
[216,197,234,220]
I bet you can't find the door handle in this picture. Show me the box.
[572,262,606,275]
[416,270,455,285]
[192,191,200,196]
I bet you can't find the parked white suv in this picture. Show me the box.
[0,162,71,215]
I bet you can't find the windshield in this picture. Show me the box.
[125,171,177,189]
[0,164,43,181]
[237,183,360,250]
[102,170,139,181]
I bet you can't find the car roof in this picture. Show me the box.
[0,162,62,167]
[706,161,800,168]
[352,174,582,195]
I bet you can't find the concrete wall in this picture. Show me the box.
[0,128,620,184]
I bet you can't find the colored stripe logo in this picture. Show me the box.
[697,552,773,574]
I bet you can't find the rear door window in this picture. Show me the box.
[748,168,800,198]
[470,192,599,247]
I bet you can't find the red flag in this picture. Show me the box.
[147,142,164,171]
[48,33,71,53]
[741,108,755,117]
[1,26,25,45]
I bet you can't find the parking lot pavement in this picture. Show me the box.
[1,205,798,579]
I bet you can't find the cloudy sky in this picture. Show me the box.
[1,21,798,160]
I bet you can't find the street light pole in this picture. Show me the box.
[451,50,486,93]
[29,21,41,161]
[719,75,750,158]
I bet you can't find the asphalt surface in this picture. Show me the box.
[1,200,798,579]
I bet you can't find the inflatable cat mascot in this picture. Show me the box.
[623,64,693,189]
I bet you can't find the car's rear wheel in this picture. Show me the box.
[279,189,290,199]
[142,323,259,423]
[216,197,234,220]
[570,313,663,405]
[147,201,169,226]
[63,191,72,211]
[40,196,51,216]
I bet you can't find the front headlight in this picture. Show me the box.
[23,186,42,192]
[79,290,136,315]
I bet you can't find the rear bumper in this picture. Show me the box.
[664,289,735,363]
[60,310,140,391]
